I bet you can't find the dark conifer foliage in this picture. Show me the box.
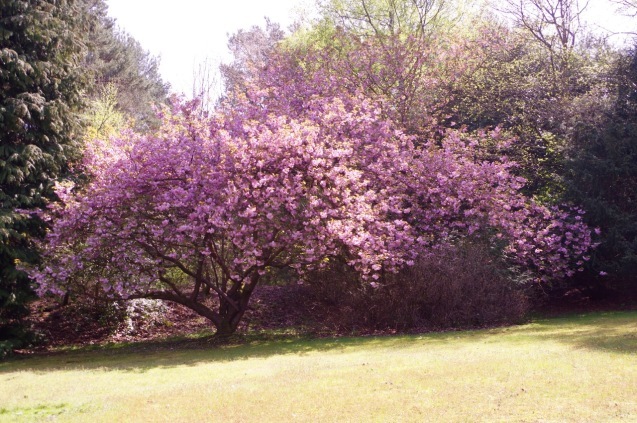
[0,0,88,355]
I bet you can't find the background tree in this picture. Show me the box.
[565,45,637,288]
[192,57,222,114]
[612,0,637,16]
[0,0,89,356]
[498,0,590,70]
[447,23,617,200]
[299,0,481,135]
[81,0,169,130]
[219,19,284,103]
[317,0,449,38]
[84,82,126,141]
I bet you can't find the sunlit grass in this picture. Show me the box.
[1,311,636,422]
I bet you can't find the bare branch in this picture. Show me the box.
[611,0,637,16]
[499,0,590,52]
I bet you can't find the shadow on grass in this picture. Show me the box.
[1,311,635,374]
[510,310,637,355]
[0,328,492,374]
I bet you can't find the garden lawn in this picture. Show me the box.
[1,311,636,422]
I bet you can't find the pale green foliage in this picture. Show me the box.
[316,0,479,38]
[318,0,444,36]
[84,83,126,140]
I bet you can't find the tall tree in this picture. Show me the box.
[566,45,637,285]
[317,0,449,38]
[0,0,88,355]
[81,0,169,130]
[499,0,590,63]
[220,19,284,101]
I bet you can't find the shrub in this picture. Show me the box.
[306,240,529,331]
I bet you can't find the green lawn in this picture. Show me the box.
[1,311,636,422]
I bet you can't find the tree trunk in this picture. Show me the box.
[61,290,70,307]
[215,300,246,338]
[215,274,259,337]
[214,319,236,338]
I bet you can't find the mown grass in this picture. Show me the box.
[1,311,636,422]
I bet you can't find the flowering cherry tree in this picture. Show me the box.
[31,94,593,336]
[402,131,594,279]
[30,39,595,336]
[33,97,421,335]
[227,37,595,278]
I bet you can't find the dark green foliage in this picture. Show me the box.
[1,0,88,355]
[449,27,614,202]
[566,45,637,285]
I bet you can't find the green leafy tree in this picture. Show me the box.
[84,82,126,140]
[317,0,454,38]
[566,45,637,286]
[498,0,590,74]
[0,0,88,356]
[447,23,617,201]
